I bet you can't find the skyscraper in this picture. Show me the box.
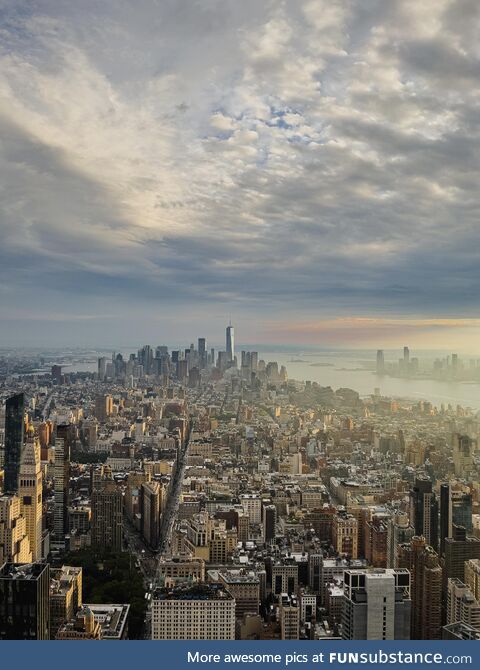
[141,481,162,550]
[226,323,234,363]
[387,513,415,568]
[409,476,438,550]
[52,438,70,551]
[198,337,206,368]
[91,471,123,552]
[443,525,480,598]
[4,393,25,494]
[0,495,32,564]
[95,394,113,423]
[18,431,43,561]
[341,569,411,640]
[452,434,475,477]
[440,483,473,556]
[263,504,276,544]
[409,537,443,640]
[376,350,385,374]
[0,562,50,640]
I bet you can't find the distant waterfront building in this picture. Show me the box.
[376,350,385,374]
[4,393,25,494]
[97,357,108,381]
[0,562,50,640]
[226,324,235,363]
[198,338,206,368]
[341,569,411,640]
[152,583,235,640]
[51,365,62,383]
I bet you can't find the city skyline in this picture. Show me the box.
[1,0,480,349]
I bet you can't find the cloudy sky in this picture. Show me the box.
[1,0,480,349]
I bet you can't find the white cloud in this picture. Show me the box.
[0,0,479,345]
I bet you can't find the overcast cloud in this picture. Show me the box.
[1,0,480,348]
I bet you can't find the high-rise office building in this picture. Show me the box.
[387,513,415,568]
[51,365,62,383]
[446,578,480,630]
[0,495,32,564]
[443,525,480,602]
[18,431,43,561]
[95,394,113,423]
[263,504,276,544]
[226,323,234,363]
[152,583,235,640]
[4,393,25,494]
[198,338,206,368]
[465,559,480,601]
[141,480,162,550]
[452,435,475,477]
[0,562,50,640]
[376,350,385,374]
[440,483,472,556]
[410,537,443,640]
[341,569,411,640]
[97,356,108,381]
[91,474,123,552]
[409,476,438,550]
[52,438,70,550]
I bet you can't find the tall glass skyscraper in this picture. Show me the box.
[440,483,473,556]
[226,324,234,362]
[4,393,25,494]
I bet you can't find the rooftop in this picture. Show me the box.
[0,562,48,580]
[154,583,233,601]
